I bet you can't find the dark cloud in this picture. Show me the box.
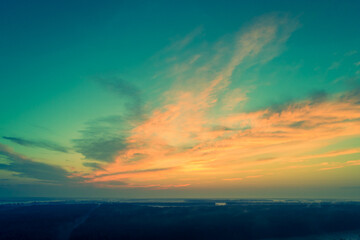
[0,144,71,182]
[2,136,69,153]
[99,180,128,186]
[339,88,360,104]
[97,167,173,178]
[287,120,321,129]
[264,99,295,116]
[73,115,130,163]
[256,157,276,162]
[97,77,144,118]
[74,137,126,163]
[83,162,104,170]
[73,78,147,165]
[211,125,234,131]
[288,120,306,128]
[309,90,327,104]
[264,90,329,117]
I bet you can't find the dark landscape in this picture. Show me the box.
[1,199,360,240]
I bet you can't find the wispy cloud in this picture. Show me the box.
[319,160,360,171]
[97,77,144,118]
[29,13,355,190]
[72,115,130,163]
[2,136,69,153]
[166,26,203,51]
[0,144,71,182]
[72,78,147,165]
[79,14,306,187]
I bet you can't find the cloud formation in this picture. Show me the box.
[2,136,69,153]
[73,115,130,163]
[72,78,146,165]
[0,144,70,182]
[77,14,360,190]
[97,77,144,118]
[81,14,308,187]
[2,13,358,193]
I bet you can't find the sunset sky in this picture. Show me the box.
[1,0,360,199]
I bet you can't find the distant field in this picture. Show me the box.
[0,200,360,240]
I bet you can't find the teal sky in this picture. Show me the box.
[1,0,360,199]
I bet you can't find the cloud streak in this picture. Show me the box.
[0,144,71,182]
[3,136,69,153]
[97,77,144,118]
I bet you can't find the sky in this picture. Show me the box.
[1,0,360,199]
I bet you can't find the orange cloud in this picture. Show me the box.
[79,14,360,190]
[223,178,243,181]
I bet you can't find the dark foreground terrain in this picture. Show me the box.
[0,199,360,240]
